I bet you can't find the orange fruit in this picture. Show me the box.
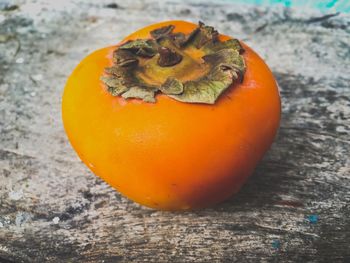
[62,20,281,210]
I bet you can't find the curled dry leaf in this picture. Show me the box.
[101,21,245,104]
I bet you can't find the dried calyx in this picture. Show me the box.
[101,22,246,104]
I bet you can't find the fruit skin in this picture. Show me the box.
[62,20,281,210]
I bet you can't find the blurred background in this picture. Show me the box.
[224,0,350,13]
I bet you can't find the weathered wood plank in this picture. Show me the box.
[0,1,349,262]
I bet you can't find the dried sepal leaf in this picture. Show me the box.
[156,36,178,50]
[170,22,218,49]
[104,68,159,101]
[100,76,128,96]
[204,49,245,77]
[160,77,183,95]
[121,86,157,103]
[192,21,219,49]
[113,49,139,67]
[169,79,225,104]
[204,39,244,54]
[170,28,200,48]
[150,25,175,39]
[100,76,122,87]
[104,66,137,87]
[107,86,129,96]
[169,49,245,104]
[119,39,158,57]
[169,32,186,47]
[105,66,127,77]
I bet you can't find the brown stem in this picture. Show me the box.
[157,47,183,67]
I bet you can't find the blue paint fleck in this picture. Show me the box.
[307,214,319,224]
[272,240,281,249]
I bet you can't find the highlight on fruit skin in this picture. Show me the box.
[62,20,281,211]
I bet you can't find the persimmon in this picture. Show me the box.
[62,20,281,210]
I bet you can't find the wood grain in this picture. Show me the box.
[0,1,349,262]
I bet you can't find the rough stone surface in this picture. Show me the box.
[0,0,349,262]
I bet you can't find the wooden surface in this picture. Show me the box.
[0,1,349,262]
